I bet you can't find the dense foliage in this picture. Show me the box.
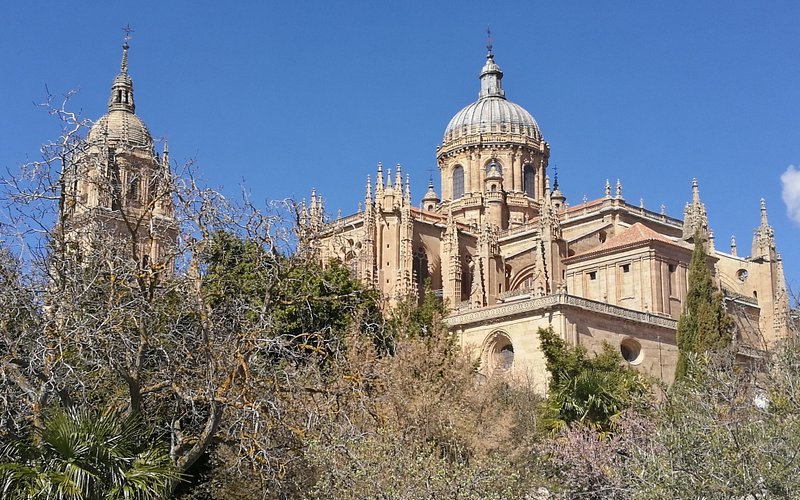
[537,326,648,432]
[0,407,178,499]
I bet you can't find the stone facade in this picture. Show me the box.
[313,46,791,386]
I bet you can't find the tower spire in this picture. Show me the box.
[120,24,133,73]
[751,198,775,260]
[683,178,709,242]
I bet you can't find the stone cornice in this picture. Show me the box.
[436,133,546,159]
[446,293,678,330]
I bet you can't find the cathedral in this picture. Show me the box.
[65,39,789,390]
[312,44,791,388]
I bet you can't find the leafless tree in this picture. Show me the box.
[0,91,384,495]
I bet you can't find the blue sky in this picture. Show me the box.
[2,1,799,291]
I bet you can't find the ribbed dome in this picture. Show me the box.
[443,97,541,143]
[87,110,152,147]
[442,50,541,144]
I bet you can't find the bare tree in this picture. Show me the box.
[0,91,384,495]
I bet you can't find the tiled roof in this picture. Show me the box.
[567,222,687,261]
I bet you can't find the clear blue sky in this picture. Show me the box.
[2,1,800,291]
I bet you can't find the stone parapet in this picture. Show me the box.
[447,292,679,329]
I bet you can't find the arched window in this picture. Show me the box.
[127,172,140,202]
[413,247,429,296]
[523,164,535,197]
[484,331,515,373]
[452,165,464,199]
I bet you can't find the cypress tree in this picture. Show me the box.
[675,234,733,380]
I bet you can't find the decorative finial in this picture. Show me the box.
[395,164,403,189]
[376,163,384,193]
[660,203,666,215]
[760,198,769,226]
[639,197,644,209]
[616,179,622,198]
[161,139,169,169]
[553,164,559,189]
[691,178,700,204]
[486,26,493,56]
[730,235,737,256]
[604,179,611,198]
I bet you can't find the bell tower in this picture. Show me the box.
[63,34,177,274]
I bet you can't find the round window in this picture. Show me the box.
[737,269,748,282]
[620,338,643,365]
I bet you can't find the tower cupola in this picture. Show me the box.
[86,39,152,148]
[108,42,135,113]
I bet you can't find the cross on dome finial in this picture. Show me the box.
[486,26,493,56]
[122,24,134,45]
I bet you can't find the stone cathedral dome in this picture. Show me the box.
[442,50,541,144]
[86,42,153,148]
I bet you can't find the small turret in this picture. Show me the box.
[550,168,566,210]
[421,177,440,212]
